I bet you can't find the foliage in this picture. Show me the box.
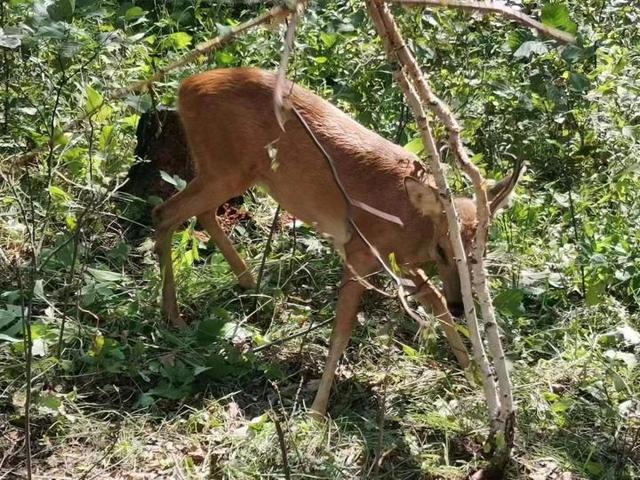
[0,0,639,478]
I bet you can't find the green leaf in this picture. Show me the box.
[561,45,583,63]
[541,3,577,35]
[36,393,63,413]
[404,137,424,155]
[569,72,590,92]
[47,0,75,21]
[320,32,338,48]
[387,252,401,275]
[604,350,638,368]
[507,30,530,50]
[48,185,71,205]
[85,86,104,115]
[165,32,192,50]
[249,413,269,432]
[313,56,328,64]
[99,125,115,151]
[52,125,69,146]
[159,170,187,191]
[197,318,228,342]
[125,7,145,20]
[585,278,606,306]
[514,41,548,59]
[0,33,21,49]
[622,125,640,141]
[616,325,640,346]
[0,333,20,343]
[551,397,573,414]
[215,51,235,66]
[585,462,604,476]
[493,288,525,316]
[401,343,419,358]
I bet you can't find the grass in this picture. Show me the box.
[1,195,639,479]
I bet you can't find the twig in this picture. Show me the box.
[112,5,292,99]
[274,3,303,130]
[388,0,576,43]
[252,317,334,353]
[271,412,291,480]
[290,108,422,319]
[255,206,282,294]
[567,186,587,297]
[45,5,293,140]
[77,434,118,480]
[15,269,32,480]
[371,323,395,478]
[253,205,281,326]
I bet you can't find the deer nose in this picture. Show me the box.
[449,303,464,318]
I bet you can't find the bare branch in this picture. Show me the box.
[274,4,303,130]
[271,412,291,480]
[369,0,519,459]
[290,106,432,331]
[50,5,293,151]
[367,0,502,427]
[387,0,576,43]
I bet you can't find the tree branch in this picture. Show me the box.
[113,5,293,99]
[367,0,502,429]
[387,0,576,43]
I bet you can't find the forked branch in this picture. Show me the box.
[367,0,518,451]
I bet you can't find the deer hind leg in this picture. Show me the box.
[310,250,377,417]
[196,210,256,289]
[153,175,249,327]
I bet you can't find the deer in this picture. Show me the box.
[152,67,522,416]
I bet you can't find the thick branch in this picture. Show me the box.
[394,64,500,423]
[370,0,516,442]
[388,0,575,43]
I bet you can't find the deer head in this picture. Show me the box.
[404,163,525,316]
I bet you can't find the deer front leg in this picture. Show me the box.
[411,269,470,369]
[310,252,376,417]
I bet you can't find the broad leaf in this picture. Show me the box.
[85,86,103,115]
[404,137,424,155]
[47,0,75,21]
[541,3,578,35]
[514,41,548,59]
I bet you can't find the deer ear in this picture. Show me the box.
[404,177,442,216]
[488,161,526,215]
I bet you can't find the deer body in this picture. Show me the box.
[153,68,517,416]
[177,68,444,262]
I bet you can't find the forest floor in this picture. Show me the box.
[1,200,639,480]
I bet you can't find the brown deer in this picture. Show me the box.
[152,68,521,416]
